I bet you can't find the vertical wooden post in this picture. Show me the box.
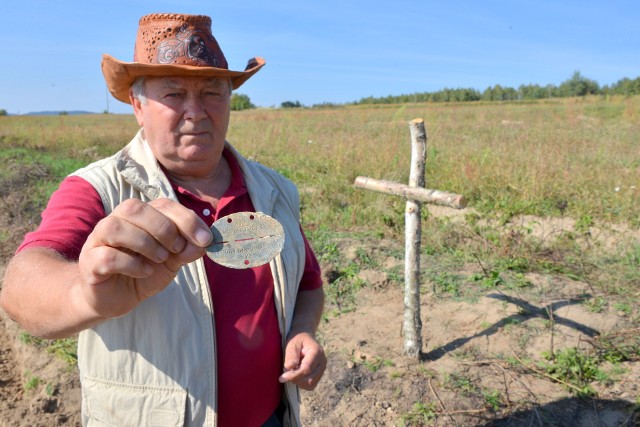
[403,118,427,358]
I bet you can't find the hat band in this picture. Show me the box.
[153,25,223,68]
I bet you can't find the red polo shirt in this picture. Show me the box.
[18,149,322,426]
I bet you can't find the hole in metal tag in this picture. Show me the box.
[206,211,285,269]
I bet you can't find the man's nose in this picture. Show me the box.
[183,95,207,121]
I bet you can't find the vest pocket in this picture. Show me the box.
[82,375,187,427]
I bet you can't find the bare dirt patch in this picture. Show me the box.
[0,269,81,427]
[302,277,639,426]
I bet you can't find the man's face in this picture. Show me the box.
[131,76,231,177]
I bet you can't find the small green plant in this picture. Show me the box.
[593,330,640,363]
[362,357,395,373]
[355,247,376,268]
[19,332,45,346]
[390,371,404,379]
[306,225,341,264]
[584,296,608,313]
[482,389,502,410]
[613,302,632,316]
[470,270,505,289]
[46,338,78,366]
[540,347,601,396]
[23,372,41,392]
[431,272,461,296]
[575,214,594,234]
[19,333,78,366]
[349,353,395,373]
[400,401,437,426]
[509,272,533,289]
[45,383,55,397]
[445,373,478,395]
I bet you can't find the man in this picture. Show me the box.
[0,13,326,427]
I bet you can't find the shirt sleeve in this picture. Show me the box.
[17,176,106,260]
[299,229,323,291]
[18,174,324,290]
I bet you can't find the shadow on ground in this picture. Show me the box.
[483,397,639,426]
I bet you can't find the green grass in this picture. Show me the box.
[19,333,78,367]
[2,96,639,232]
[1,98,639,378]
[400,401,437,426]
[2,99,638,305]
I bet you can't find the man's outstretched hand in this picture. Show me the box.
[279,331,327,390]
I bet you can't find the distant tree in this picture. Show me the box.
[352,71,640,106]
[518,83,550,100]
[559,71,599,97]
[608,76,640,96]
[280,100,303,108]
[311,102,342,109]
[59,111,68,115]
[0,109,7,116]
[230,93,256,111]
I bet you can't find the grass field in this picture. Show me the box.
[1,94,638,303]
[1,96,639,425]
[2,95,639,233]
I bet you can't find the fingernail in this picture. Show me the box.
[195,228,212,246]
[143,263,154,275]
[173,236,186,253]
[155,247,169,262]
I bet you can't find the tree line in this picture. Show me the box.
[7,71,634,115]
[353,72,640,105]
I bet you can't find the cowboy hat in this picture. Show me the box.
[102,13,265,104]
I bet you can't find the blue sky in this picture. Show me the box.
[2,1,638,114]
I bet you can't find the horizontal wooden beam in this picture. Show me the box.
[354,176,467,209]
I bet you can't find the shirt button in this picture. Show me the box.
[203,208,211,216]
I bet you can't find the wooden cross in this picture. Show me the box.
[354,118,466,358]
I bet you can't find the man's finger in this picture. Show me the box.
[148,198,212,248]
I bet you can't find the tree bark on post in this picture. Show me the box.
[403,118,426,358]
[353,177,466,209]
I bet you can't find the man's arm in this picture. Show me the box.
[279,287,327,390]
[0,198,212,339]
[2,247,106,338]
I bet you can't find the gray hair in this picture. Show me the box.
[131,76,148,104]
[130,76,233,105]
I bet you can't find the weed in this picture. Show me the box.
[349,352,395,373]
[574,215,594,234]
[430,271,462,296]
[584,296,608,313]
[23,372,41,392]
[46,338,78,367]
[540,347,601,396]
[613,302,632,316]
[400,401,437,426]
[470,270,505,289]
[19,333,77,367]
[482,389,502,410]
[592,329,640,363]
[445,373,478,396]
[362,357,395,373]
[306,225,341,264]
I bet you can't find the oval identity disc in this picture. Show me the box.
[206,211,285,269]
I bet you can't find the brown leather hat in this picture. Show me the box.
[102,13,265,104]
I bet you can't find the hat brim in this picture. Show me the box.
[101,54,265,104]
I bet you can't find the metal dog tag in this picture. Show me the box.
[206,212,285,269]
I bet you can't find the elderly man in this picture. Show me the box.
[0,13,326,427]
